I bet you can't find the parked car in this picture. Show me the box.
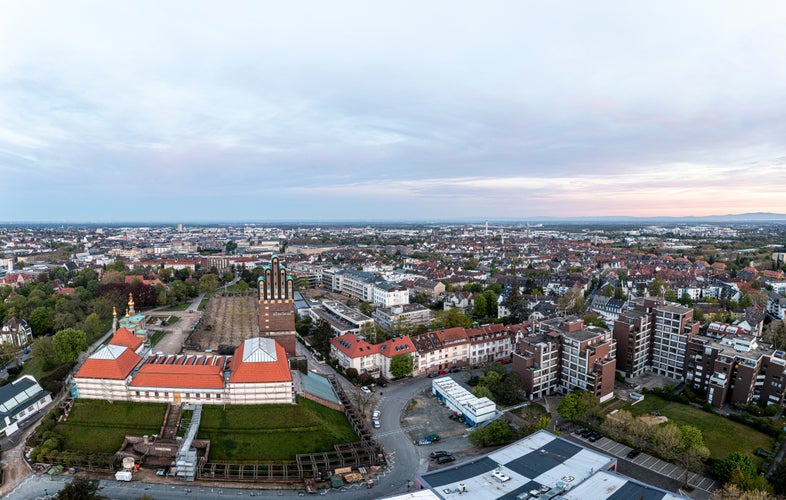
[414,439,433,446]
[438,369,447,374]
[435,455,455,464]
[580,429,593,438]
[430,451,450,459]
[360,386,372,394]
[427,372,440,378]
[626,449,641,459]
[372,419,380,429]
[573,427,585,435]
[588,432,602,442]
[425,433,440,442]
[449,367,461,373]
[372,410,381,419]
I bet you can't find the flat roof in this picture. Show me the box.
[417,430,617,500]
[559,469,685,500]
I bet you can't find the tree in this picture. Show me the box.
[483,289,498,318]
[557,288,585,315]
[52,328,88,364]
[473,294,488,318]
[431,308,472,329]
[714,452,757,484]
[81,313,104,341]
[29,306,54,336]
[468,419,516,447]
[349,386,377,418]
[225,240,238,254]
[581,313,607,328]
[56,477,108,500]
[472,385,494,400]
[505,283,528,323]
[309,319,334,359]
[390,353,414,379]
[32,336,57,370]
[198,273,220,294]
[711,483,775,500]
[557,391,601,424]
[769,459,786,495]
[647,278,665,297]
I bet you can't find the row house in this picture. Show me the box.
[465,323,516,366]
[329,333,416,380]
[685,334,786,408]
[411,327,470,375]
[512,318,616,402]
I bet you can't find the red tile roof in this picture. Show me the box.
[331,333,380,358]
[76,345,141,380]
[109,328,143,351]
[229,339,292,383]
[131,361,226,389]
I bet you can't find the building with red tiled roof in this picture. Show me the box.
[331,333,418,380]
[228,338,293,404]
[73,331,294,405]
[109,327,144,354]
[74,344,142,400]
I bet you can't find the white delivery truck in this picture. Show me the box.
[115,470,133,481]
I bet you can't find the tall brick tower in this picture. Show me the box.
[257,256,297,357]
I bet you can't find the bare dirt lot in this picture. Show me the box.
[400,389,483,469]
[185,294,258,353]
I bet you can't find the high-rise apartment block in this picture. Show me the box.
[513,318,616,402]
[613,298,699,380]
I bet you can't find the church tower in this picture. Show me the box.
[257,256,296,357]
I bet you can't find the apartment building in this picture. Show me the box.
[372,281,409,307]
[512,330,561,400]
[329,333,416,380]
[466,323,515,365]
[410,327,470,375]
[685,334,786,408]
[613,298,698,381]
[372,303,433,331]
[513,318,617,402]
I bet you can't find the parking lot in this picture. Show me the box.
[570,430,718,494]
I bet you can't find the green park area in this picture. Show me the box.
[56,400,167,455]
[160,302,191,312]
[626,395,776,460]
[198,398,359,461]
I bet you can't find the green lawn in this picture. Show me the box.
[168,315,180,324]
[625,395,775,460]
[197,297,209,311]
[149,330,166,346]
[198,399,358,461]
[160,302,191,311]
[56,400,167,455]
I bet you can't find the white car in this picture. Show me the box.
[361,386,372,394]
[372,419,381,428]
[372,410,381,419]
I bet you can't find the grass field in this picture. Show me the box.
[197,297,209,311]
[626,395,775,459]
[56,400,167,455]
[160,302,191,311]
[198,399,358,461]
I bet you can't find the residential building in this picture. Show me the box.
[765,290,786,320]
[0,317,33,348]
[465,323,515,365]
[329,333,416,380]
[412,278,445,302]
[513,318,616,402]
[411,327,470,375]
[307,300,373,335]
[0,375,52,438]
[685,334,786,408]
[372,281,409,307]
[373,303,433,331]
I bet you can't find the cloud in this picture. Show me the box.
[1,2,786,221]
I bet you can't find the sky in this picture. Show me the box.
[2,1,786,222]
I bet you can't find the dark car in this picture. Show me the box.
[449,367,461,373]
[435,455,455,464]
[580,429,593,438]
[588,432,602,442]
[626,449,641,459]
[427,372,440,378]
[430,451,450,459]
[573,427,585,435]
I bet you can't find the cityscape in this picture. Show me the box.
[3,2,786,500]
